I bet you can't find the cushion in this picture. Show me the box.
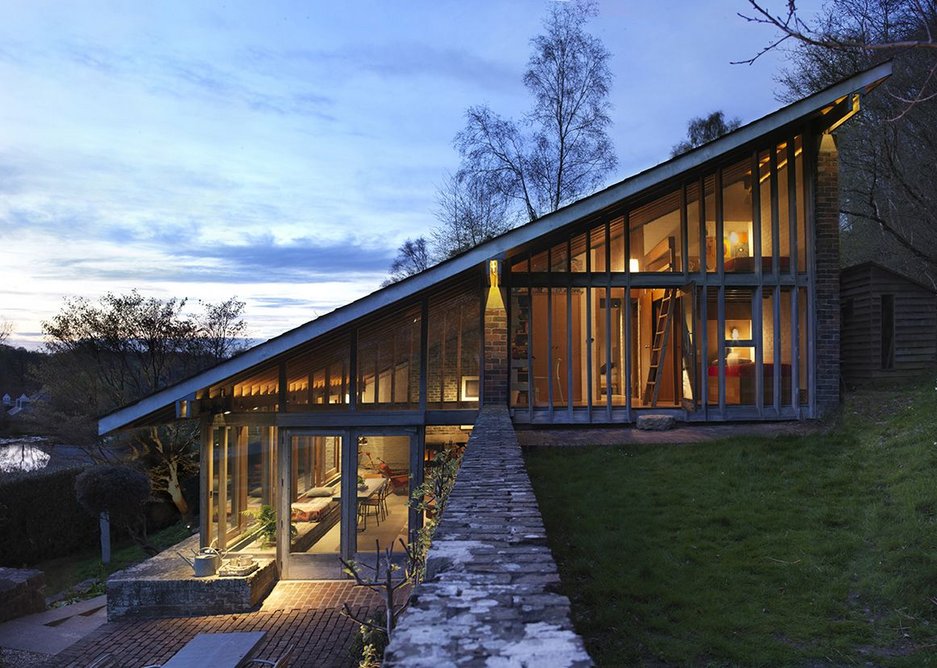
[304,486,333,498]
[291,497,332,522]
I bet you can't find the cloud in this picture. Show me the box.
[246,42,518,92]
[23,234,394,286]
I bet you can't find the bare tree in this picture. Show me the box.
[0,318,11,346]
[447,0,616,233]
[745,0,937,286]
[738,0,937,114]
[671,111,742,156]
[525,0,616,214]
[432,173,513,259]
[198,297,248,362]
[383,237,431,286]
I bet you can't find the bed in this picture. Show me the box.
[707,361,792,404]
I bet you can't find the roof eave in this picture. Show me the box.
[98,61,892,435]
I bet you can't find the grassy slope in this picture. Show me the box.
[526,382,937,666]
[40,522,191,602]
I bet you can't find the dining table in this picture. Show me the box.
[332,475,386,500]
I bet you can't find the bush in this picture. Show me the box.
[75,465,149,527]
[0,466,98,566]
[75,465,156,554]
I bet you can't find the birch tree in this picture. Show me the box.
[437,0,616,253]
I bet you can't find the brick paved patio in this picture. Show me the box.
[55,581,381,668]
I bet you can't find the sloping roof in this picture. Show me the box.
[99,61,893,435]
[842,261,937,295]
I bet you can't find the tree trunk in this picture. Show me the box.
[165,460,193,523]
[99,512,111,565]
[166,466,188,513]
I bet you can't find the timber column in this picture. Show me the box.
[814,132,840,416]
[483,259,509,405]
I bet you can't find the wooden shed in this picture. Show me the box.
[841,262,937,386]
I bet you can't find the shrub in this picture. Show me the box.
[0,466,98,566]
[75,465,155,554]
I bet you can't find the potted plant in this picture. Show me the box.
[243,505,296,546]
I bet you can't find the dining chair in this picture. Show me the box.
[359,489,382,529]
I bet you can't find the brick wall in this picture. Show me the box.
[483,300,508,405]
[814,132,841,416]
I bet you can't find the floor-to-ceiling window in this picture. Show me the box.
[356,434,412,553]
[507,130,814,421]
[207,425,277,554]
[284,433,343,578]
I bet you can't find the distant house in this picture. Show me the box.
[96,64,890,580]
[7,393,32,416]
[841,262,937,387]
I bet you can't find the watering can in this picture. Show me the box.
[177,547,220,577]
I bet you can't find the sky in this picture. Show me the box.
[0,0,820,350]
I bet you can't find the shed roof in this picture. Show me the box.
[841,261,937,295]
[99,61,893,435]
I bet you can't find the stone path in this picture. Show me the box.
[49,581,378,667]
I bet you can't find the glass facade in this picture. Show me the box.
[427,288,482,408]
[207,425,277,554]
[187,117,831,581]
[508,132,812,418]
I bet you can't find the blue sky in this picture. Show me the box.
[0,0,819,349]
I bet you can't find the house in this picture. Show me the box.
[99,63,892,580]
[7,393,32,416]
[840,261,937,387]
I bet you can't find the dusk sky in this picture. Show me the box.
[0,0,820,349]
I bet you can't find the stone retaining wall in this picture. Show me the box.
[384,406,592,666]
[106,534,277,620]
[0,567,46,622]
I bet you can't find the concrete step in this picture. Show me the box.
[0,619,83,654]
[0,595,108,655]
[56,612,107,636]
[30,595,107,625]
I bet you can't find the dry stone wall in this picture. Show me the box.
[384,406,592,667]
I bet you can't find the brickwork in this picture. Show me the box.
[814,133,841,416]
[105,534,277,621]
[483,305,508,405]
[56,581,379,668]
[384,406,592,667]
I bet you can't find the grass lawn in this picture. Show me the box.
[40,522,191,603]
[526,381,937,666]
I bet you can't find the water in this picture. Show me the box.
[0,437,52,473]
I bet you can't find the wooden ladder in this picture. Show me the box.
[642,288,677,406]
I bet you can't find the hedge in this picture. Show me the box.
[0,466,99,566]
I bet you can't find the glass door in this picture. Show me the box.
[283,433,344,580]
[356,435,413,555]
